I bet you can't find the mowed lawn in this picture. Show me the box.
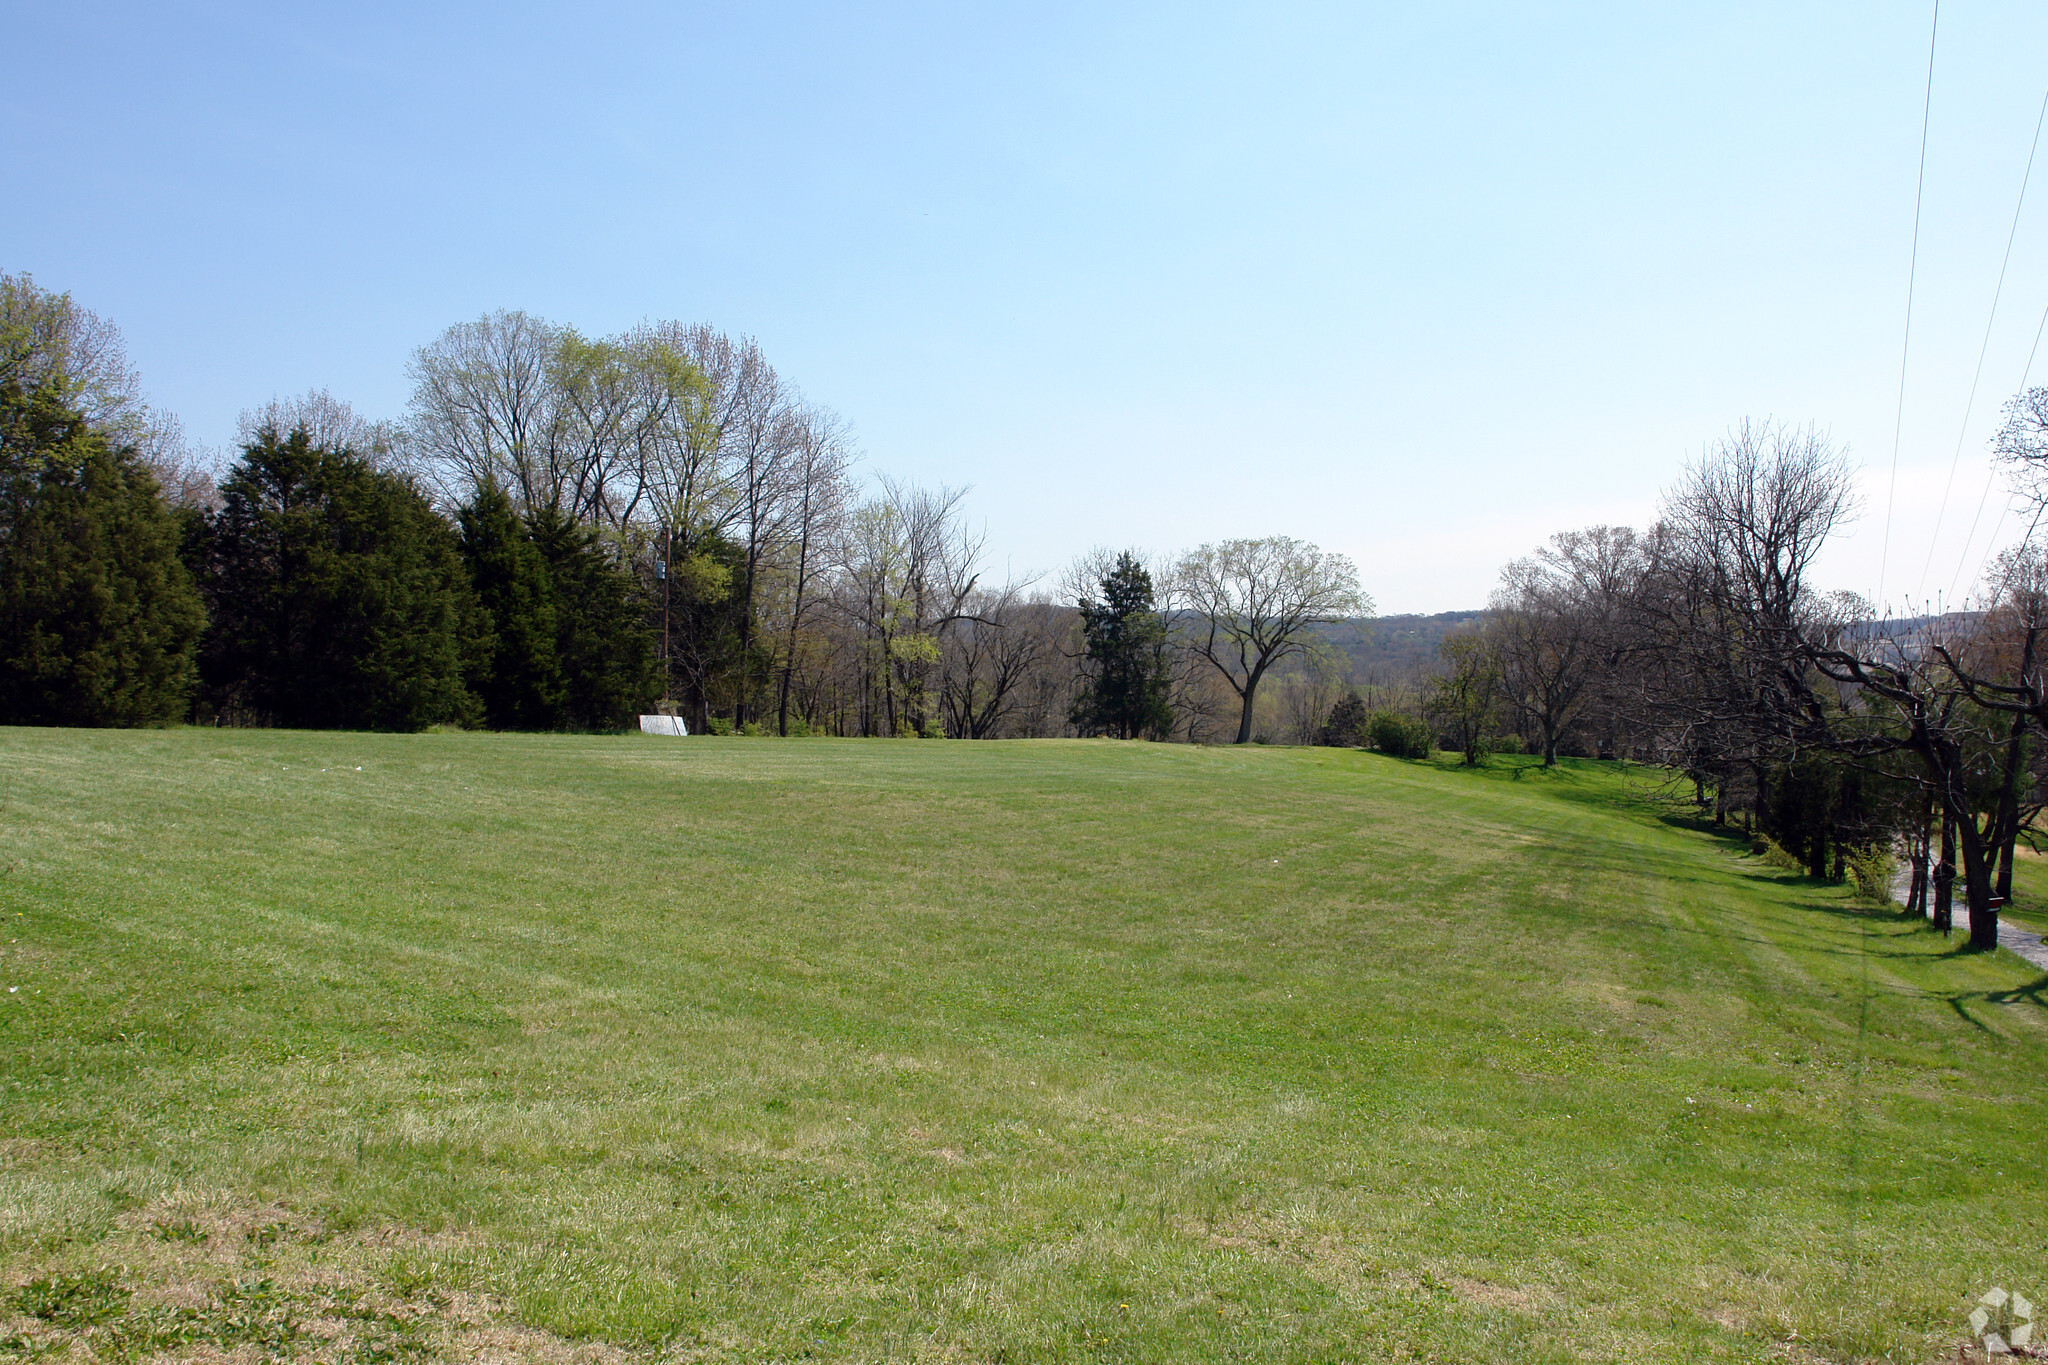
[1,730,2044,1364]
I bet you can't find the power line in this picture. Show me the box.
[1878,0,1941,612]
[1948,291,2048,604]
[1925,83,2048,598]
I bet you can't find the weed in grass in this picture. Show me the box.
[147,1216,208,1245]
[247,1218,294,1248]
[9,1270,128,1326]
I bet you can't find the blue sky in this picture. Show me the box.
[8,1,2048,612]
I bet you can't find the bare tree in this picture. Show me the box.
[772,405,855,734]
[1993,386,2048,512]
[1274,647,1348,745]
[1175,536,1369,744]
[940,583,1062,738]
[727,361,798,727]
[1,270,219,508]
[1428,634,1500,765]
[830,480,984,735]
[240,389,400,465]
[405,311,562,509]
[1489,526,1643,765]
[1625,422,1858,786]
[0,270,145,431]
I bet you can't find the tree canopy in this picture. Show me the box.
[0,374,203,726]
[1176,537,1369,744]
[195,427,479,731]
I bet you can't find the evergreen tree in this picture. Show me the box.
[1320,690,1369,746]
[457,483,564,729]
[1071,552,1174,740]
[662,528,752,732]
[526,507,658,730]
[198,426,478,731]
[0,376,204,725]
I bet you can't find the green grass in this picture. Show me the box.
[0,731,2043,1363]
[2001,842,2048,938]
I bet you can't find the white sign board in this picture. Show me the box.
[638,714,688,736]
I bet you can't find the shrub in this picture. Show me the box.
[1844,845,1898,902]
[1320,690,1368,746]
[1367,711,1432,759]
[1751,835,1804,874]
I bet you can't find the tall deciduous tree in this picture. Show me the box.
[1428,634,1500,766]
[772,405,854,734]
[1175,537,1369,744]
[1,270,216,510]
[940,587,1065,739]
[1071,552,1174,740]
[1488,526,1642,765]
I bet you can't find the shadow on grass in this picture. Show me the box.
[1408,752,1678,809]
[1941,976,2048,1029]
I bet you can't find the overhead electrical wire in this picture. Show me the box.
[1947,291,2048,607]
[1925,83,2048,601]
[1878,0,1941,613]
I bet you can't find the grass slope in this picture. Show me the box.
[0,730,2043,1363]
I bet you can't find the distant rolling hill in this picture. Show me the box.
[1316,610,1487,682]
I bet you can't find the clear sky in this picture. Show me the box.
[8,2,2048,613]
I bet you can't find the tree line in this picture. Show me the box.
[1378,414,2048,954]
[15,274,2044,946]
[0,274,1371,740]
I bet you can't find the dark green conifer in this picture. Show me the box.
[198,427,477,730]
[526,507,658,731]
[458,483,564,729]
[1071,552,1175,740]
[0,376,205,725]
[1320,690,1369,746]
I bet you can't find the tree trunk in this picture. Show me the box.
[777,531,809,737]
[1908,789,1925,916]
[1942,759,2001,950]
[1994,716,2026,901]
[1934,809,1956,935]
[1907,794,1930,917]
[1958,815,2001,952]
[1234,687,1256,745]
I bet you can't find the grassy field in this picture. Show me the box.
[0,730,2043,1364]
